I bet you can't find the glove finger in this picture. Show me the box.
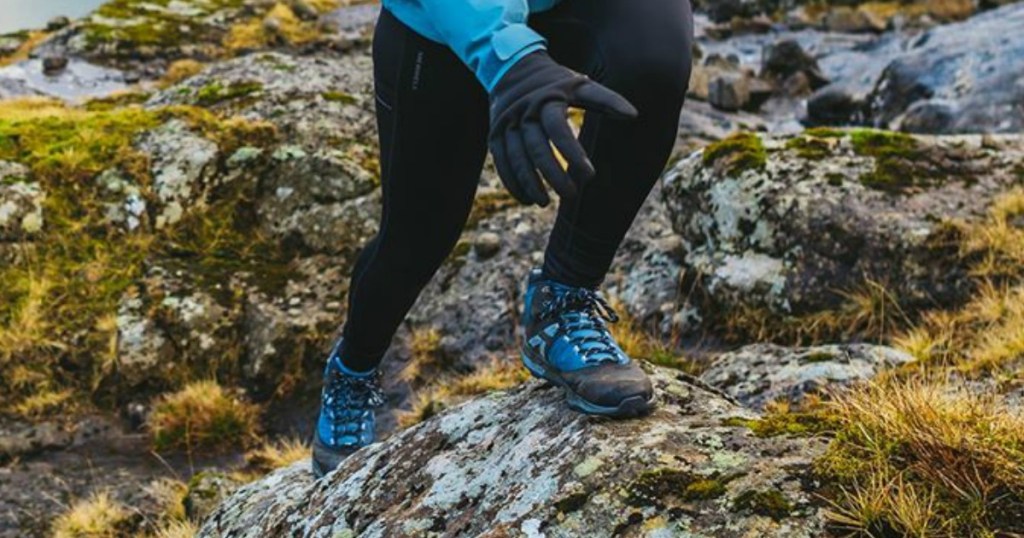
[490,136,532,205]
[570,81,639,120]
[522,121,577,199]
[506,130,550,207]
[540,102,596,184]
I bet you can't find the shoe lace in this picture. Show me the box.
[324,371,385,443]
[538,287,622,365]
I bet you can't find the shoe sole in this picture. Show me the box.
[521,351,655,419]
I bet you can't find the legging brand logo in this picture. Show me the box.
[411,50,425,90]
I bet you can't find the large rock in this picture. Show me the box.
[199,366,828,537]
[149,52,380,253]
[865,2,1024,133]
[702,344,915,410]
[662,131,1024,317]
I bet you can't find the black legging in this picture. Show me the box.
[341,0,693,371]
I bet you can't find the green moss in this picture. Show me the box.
[84,0,247,52]
[702,132,767,177]
[322,91,357,105]
[848,128,946,192]
[723,405,837,438]
[195,81,263,107]
[732,489,794,520]
[826,173,845,187]
[84,91,153,112]
[624,468,735,507]
[804,127,845,138]
[682,478,728,501]
[785,135,832,160]
[647,349,703,375]
[0,101,281,412]
[625,468,698,507]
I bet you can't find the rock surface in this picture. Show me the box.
[662,131,1024,316]
[866,3,1024,134]
[702,344,915,410]
[200,366,827,537]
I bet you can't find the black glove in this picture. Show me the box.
[489,51,638,207]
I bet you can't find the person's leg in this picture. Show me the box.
[340,8,491,372]
[314,8,490,476]
[530,0,694,288]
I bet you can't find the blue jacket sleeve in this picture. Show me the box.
[418,1,548,92]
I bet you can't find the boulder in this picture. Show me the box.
[661,131,1024,317]
[805,84,866,126]
[865,2,1024,133]
[701,344,915,410]
[760,39,830,94]
[199,366,828,537]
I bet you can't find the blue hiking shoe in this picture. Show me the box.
[311,339,386,478]
[520,269,655,418]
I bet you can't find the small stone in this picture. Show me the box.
[805,85,864,126]
[760,40,830,92]
[473,232,502,259]
[42,56,69,75]
[46,15,71,31]
[289,0,320,20]
[708,73,750,112]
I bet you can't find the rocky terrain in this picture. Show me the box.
[1,0,1023,536]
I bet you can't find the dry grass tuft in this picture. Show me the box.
[819,378,1024,536]
[52,491,130,538]
[722,278,909,346]
[398,359,529,428]
[246,436,310,472]
[399,327,444,384]
[151,520,199,538]
[224,2,336,51]
[148,381,261,453]
[160,60,206,87]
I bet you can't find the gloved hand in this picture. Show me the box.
[489,51,638,207]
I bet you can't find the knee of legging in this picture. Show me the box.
[600,32,693,112]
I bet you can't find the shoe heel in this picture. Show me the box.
[520,352,549,381]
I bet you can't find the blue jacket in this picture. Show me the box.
[381,0,561,91]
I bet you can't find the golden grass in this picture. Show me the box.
[151,520,199,538]
[52,491,130,538]
[398,359,529,428]
[224,2,334,51]
[246,436,310,472]
[722,278,909,346]
[160,60,206,87]
[818,378,1024,536]
[398,327,443,384]
[148,380,261,453]
[145,478,189,523]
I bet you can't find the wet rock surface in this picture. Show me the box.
[200,366,828,537]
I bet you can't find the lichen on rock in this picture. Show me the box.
[199,366,828,537]
[662,131,1024,330]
